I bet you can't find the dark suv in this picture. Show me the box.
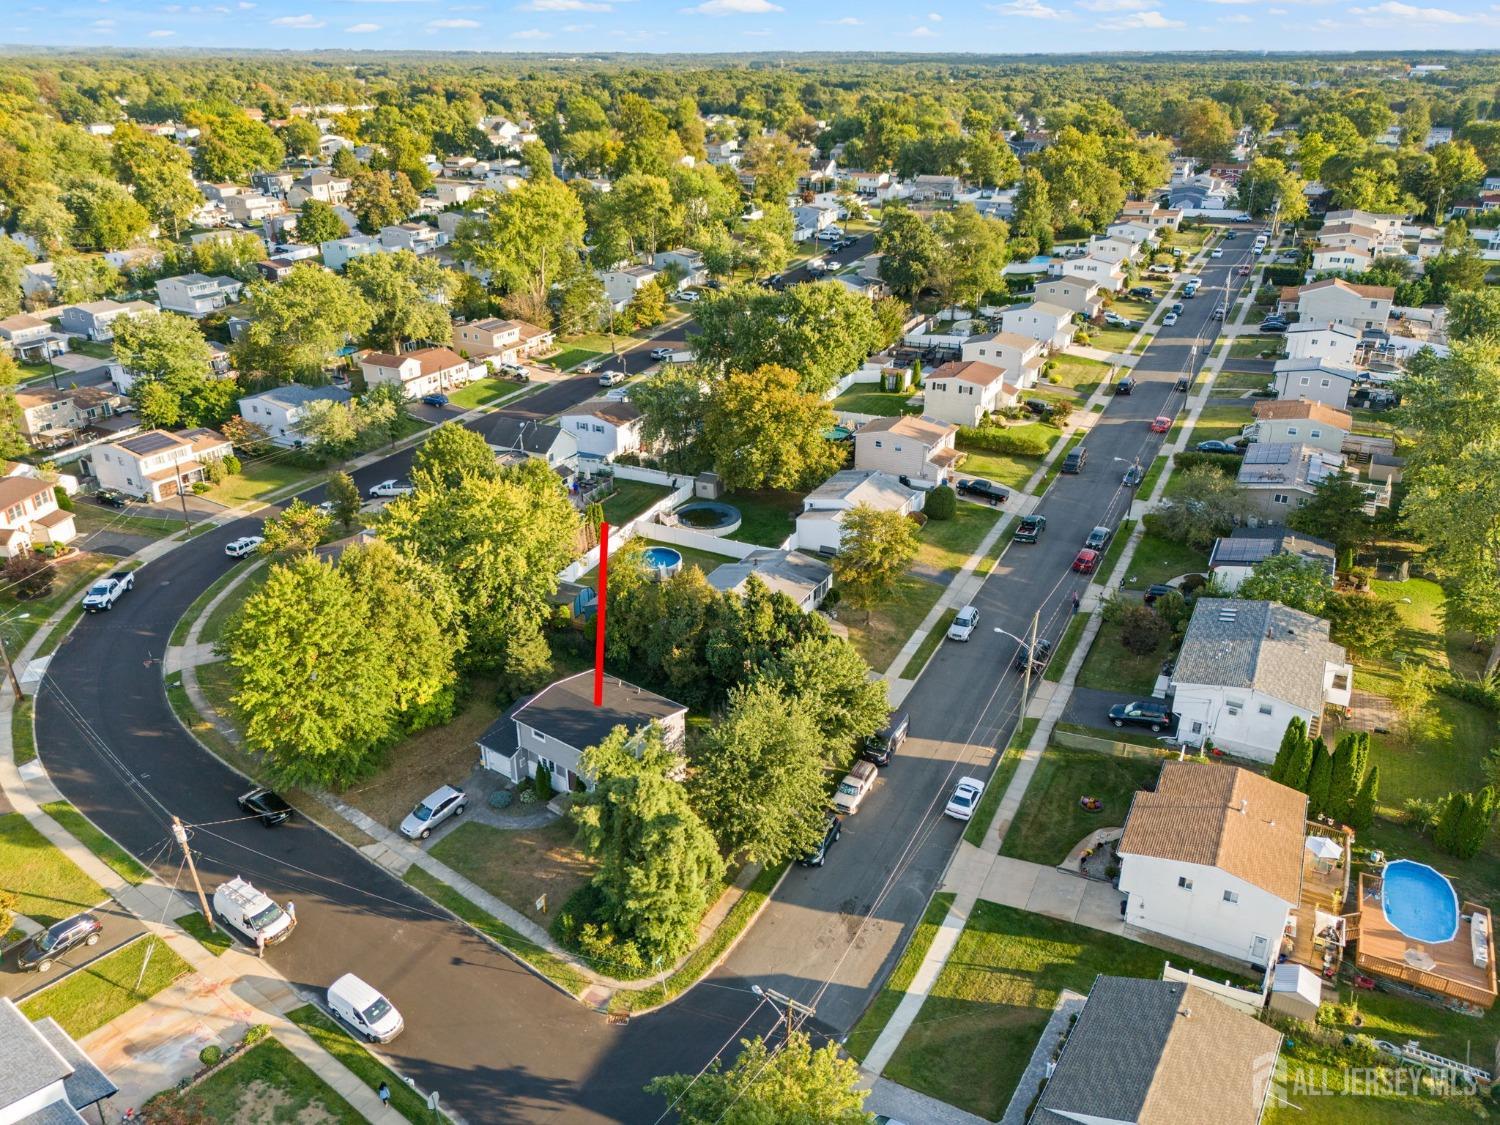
[238,786,294,827]
[861,709,910,767]
[1084,525,1111,551]
[1061,447,1088,474]
[18,912,102,972]
[1012,639,1053,675]
[797,812,843,868]
[1108,700,1177,732]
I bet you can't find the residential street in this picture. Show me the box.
[30,227,1260,1120]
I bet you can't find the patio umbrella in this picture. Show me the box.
[1305,835,1343,861]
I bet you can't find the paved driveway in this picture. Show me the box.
[0,900,146,1002]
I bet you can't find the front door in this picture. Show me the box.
[1250,934,1269,966]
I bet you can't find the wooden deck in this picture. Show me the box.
[1286,826,1352,976]
[1353,872,1497,1009]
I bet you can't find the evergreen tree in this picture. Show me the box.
[1350,765,1379,831]
[1283,726,1317,793]
[1455,786,1497,859]
[1327,731,1365,819]
[1269,717,1307,786]
[1305,738,1334,817]
[326,471,361,532]
[1434,791,1468,853]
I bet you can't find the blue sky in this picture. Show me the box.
[8,0,1500,52]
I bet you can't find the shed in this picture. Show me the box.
[1269,962,1322,1023]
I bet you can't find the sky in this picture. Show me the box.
[8,0,1500,53]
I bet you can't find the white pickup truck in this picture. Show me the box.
[82,570,134,613]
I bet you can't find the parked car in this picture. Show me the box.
[213,876,295,947]
[224,536,264,558]
[1224,231,1238,240]
[817,227,845,242]
[1022,399,1051,417]
[1115,376,1135,395]
[368,480,415,499]
[1211,304,1226,320]
[1143,583,1177,606]
[1234,214,1251,223]
[861,709,910,767]
[82,570,134,612]
[796,812,843,868]
[1150,415,1171,433]
[1175,375,1190,391]
[1061,447,1088,474]
[1170,303,1184,316]
[1108,700,1177,732]
[94,488,128,509]
[1162,312,1179,327]
[420,393,449,407]
[398,784,467,840]
[1012,639,1053,675]
[1195,439,1243,454]
[1122,463,1143,487]
[944,777,985,821]
[1103,311,1129,327]
[947,605,980,641]
[1072,548,1100,574]
[327,973,404,1044]
[1259,319,1287,333]
[499,362,528,380]
[649,347,673,361]
[1084,525,1111,551]
[1128,286,1156,300]
[678,289,700,302]
[238,786,294,827]
[577,357,604,373]
[598,369,627,387]
[17,912,102,972]
[1237,264,1252,276]
[1210,248,1224,258]
[832,759,877,814]
[1013,514,1047,543]
[956,478,1007,504]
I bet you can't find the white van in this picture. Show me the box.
[327,973,404,1043]
[211,877,295,947]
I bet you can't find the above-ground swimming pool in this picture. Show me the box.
[640,545,683,581]
[1380,859,1460,945]
[672,501,742,537]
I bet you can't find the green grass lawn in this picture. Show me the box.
[152,1037,364,1124]
[1185,401,1253,447]
[0,812,106,926]
[832,387,921,416]
[203,460,322,509]
[1136,454,1168,497]
[1118,532,1208,590]
[1000,744,1162,864]
[884,901,1252,1119]
[845,892,956,1061]
[1228,334,1284,360]
[964,718,1037,847]
[20,936,193,1038]
[287,1004,439,1123]
[723,489,803,547]
[1043,613,1090,683]
[1266,1031,1485,1123]
[901,608,956,679]
[600,480,672,527]
[955,448,1046,491]
[1086,324,1141,354]
[72,505,193,541]
[447,376,524,410]
[1,553,114,652]
[1043,355,1113,397]
[548,347,604,370]
[176,911,233,956]
[1090,518,1134,584]
[1075,617,1168,697]
[1213,370,1275,393]
[913,505,1002,577]
[841,573,945,672]
[12,697,35,766]
[201,564,269,645]
[67,339,115,359]
[40,800,149,885]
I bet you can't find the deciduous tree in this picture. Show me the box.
[411,423,501,491]
[346,250,456,353]
[233,265,373,383]
[876,204,940,297]
[454,178,587,323]
[296,199,347,246]
[762,633,887,763]
[833,504,919,612]
[1237,553,1332,615]
[260,500,332,556]
[326,471,361,531]
[701,364,842,492]
[114,311,232,427]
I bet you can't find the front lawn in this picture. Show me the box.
[841,572,945,672]
[832,387,921,416]
[20,936,193,1038]
[883,901,1250,1120]
[548,347,604,371]
[913,505,1002,578]
[447,376,524,410]
[723,489,803,547]
[40,800,149,885]
[999,744,1162,864]
[955,448,1044,491]
[1117,532,1208,589]
[1087,324,1144,354]
[600,480,672,527]
[1228,334,1283,360]
[901,608,956,679]
[1,553,114,651]
[1075,617,1168,697]
[428,819,595,925]
[0,812,106,926]
[151,1037,363,1124]
[1043,355,1112,397]
[201,565,269,645]
[845,892,956,1061]
[68,339,115,359]
[1184,401,1253,446]
[1213,370,1275,393]
[203,460,322,509]
[287,1004,437,1123]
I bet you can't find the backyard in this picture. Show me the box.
[999,744,1163,865]
[831,386,921,416]
[722,489,803,547]
[599,479,672,527]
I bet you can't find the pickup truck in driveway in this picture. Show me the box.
[82,570,134,612]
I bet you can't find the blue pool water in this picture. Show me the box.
[640,546,683,580]
[1381,859,1460,944]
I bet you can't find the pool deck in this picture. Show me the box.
[1353,871,1497,1008]
[1286,827,1352,976]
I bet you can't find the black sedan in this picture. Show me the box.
[238,786,294,827]
[18,912,102,972]
[1108,700,1177,732]
[797,813,843,868]
[957,478,1008,504]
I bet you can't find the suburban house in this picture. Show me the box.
[1278,279,1393,332]
[1272,359,1357,410]
[556,400,643,461]
[795,469,921,555]
[0,475,77,557]
[1167,173,1234,212]
[793,202,840,233]
[0,997,117,1124]
[359,347,472,399]
[1323,209,1405,240]
[1317,222,1386,256]
[706,549,834,611]
[155,273,244,318]
[961,331,1046,387]
[652,248,708,289]
[1106,220,1157,246]
[1119,199,1184,229]
[1246,399,1351,454]
[20,261,56,301]
[910,174,962,201]
[251,169,295,195]
[1311,245,1373,274]
[454,317,554,364]
[1000,302,1077,352]
[1236,442,1348,519]
[852,415,959,484]
[1083,235,1139,265]
[287,170,352,207]
[378,222,446,255]
[321,234,387,272]
[598,265,662,312]
[1208,527,1337,592]
[1119,762,1308,974]
[844,169,890,195]
[91,427,233,502]
[922,360,1017,427]
[57,299,156,341]
[476,671,686,793]
[434,179,478,207]
[0,314,58,362]
[1030,975,1281,1125]
[1057,253,1128,291]
[255,258,298,283]
[1035,277,1104,318]
[14,386,128,446]
[1169,599,1352,761]
[223,192,282,224]
[1285,321,1360,367]
[471,415,577,472]
[237,384,354,446]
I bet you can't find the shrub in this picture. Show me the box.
[53,487,73,511]
[202,458,226,485]
[1118,604,1168,655]
[0,887,16,943]
[191,481,211,494]
[533,764,552,801]
[1170,451,1241,476]
[243,1023,269,1045]
[956,424,1054,457]
[924,484,957,520]
[222,454,242,475]
[3,553,52,599]
[198,1045,223,1067]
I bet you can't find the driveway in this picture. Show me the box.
[1060,686,1147,730]
[0,900,146,1002]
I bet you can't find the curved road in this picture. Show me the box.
[34,227,1261,1121]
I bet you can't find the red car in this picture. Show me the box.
[1072,548,1100,574]
[1150,415,1171,433]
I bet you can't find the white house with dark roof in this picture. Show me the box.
[57,299,156,342]
[1030,975,1281,1125]
[1169,599,1352,761]
[475,671,686,792]
[1056,253,1128,291]
[652,248,707,288]
[471,415,577,472]
[0,996,118,1124]
[1272,359,1357,410]
[155,273,244,318]
[598,265,662,312]
[321,234,388,272]
[238,384,354,446]
[795,469,921,555]
[91,427,233,502]
[1035,277,1104,318]
[0,314,58,361]
[557,400,643,461]
[920,361,1015,428]
[707,549,833,611]
[1000,301,1077,352]
[1208,527,1336,592]
[960,331,1046,387]
[1119,761,1309,968]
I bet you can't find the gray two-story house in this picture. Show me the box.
[476,671,686,793]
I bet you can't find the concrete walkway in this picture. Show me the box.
[999,989,1087,1125]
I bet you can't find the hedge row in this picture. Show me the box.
[956,424,1055,457]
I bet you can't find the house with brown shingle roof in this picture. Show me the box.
[358,347,472,400]
[1278,278,1393,332]
[852,415,959,484]
[922,360,1018,427]
[1119,760,1309,968]
[1248,399,1352,454]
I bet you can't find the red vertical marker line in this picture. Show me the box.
[594,520,610,706]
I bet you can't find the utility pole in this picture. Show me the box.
[1020,608,1040,726]
[172,818,213,925]
[0,612,27,701]
[751,985,815,1042]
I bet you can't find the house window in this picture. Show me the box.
[1320,379,1331,388]
[1273,493,1289,505]
[593,424,605,434]
[874,440,883,448]
[1223,890,1239,904]
[1331,672,1350,691]
[1178,876,1194,890]
[1286,426,1298,436]
[536,755,557,776]
[1259,703,1274,715]
[1310,428,1322,439]
[1299,377,1310,387]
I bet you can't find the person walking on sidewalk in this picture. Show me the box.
[256,930,266,959]
[1071,590,1080,613]
[377,1082,391,1108]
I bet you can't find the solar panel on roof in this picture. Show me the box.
[121,432,180,454]
[1213,539,1276,565]
[1243,443,1293,466]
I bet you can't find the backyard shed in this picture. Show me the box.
[1269,962,1322,1023]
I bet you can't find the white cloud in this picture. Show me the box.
[428,16,481,25]
[147,27,175,35]
[1219,11,1251,20]
[1349,0,1489,21]
[683,0,782,13]
[1199,0,1256,4]
[910,23,938,34]
[346,21,381,30]
[927,10,942,18]
[91,17,114,26]
[1077,0,1152,8]
[988,0,1069,18]
[272,12,327,25]
[1102,8,1184,26]
[520,0,610,9]
[561,21,595,29]
[511,25,551,35]
[237,1,255,8]
[821,15,861,22]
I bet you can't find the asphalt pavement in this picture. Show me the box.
[0,900,147,1002]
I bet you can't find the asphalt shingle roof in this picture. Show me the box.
[1172,598,1345,716]
[509,671,685,754]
